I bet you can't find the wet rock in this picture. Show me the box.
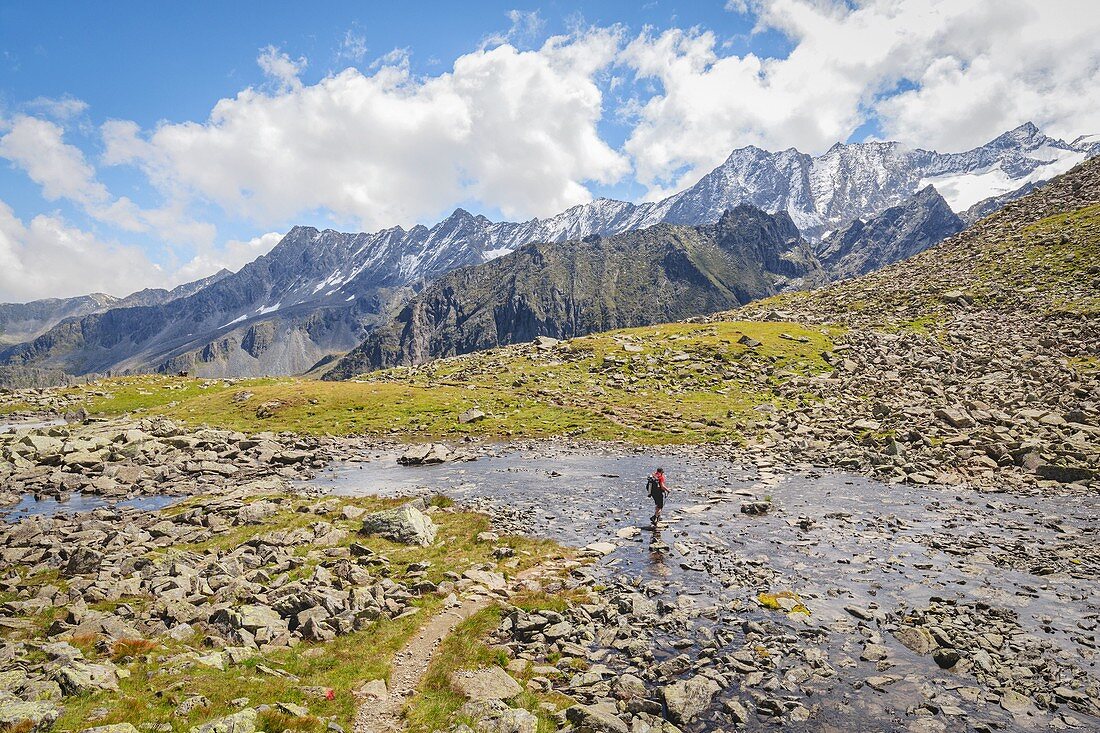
[932,648,960,669]
[397,443,455,465]
[661,675,721,725]
[723,698,749,724]
[894,627,935,655]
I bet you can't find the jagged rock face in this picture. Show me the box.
[816,186,964,279]
[1,124,1095,384]
[325,206,823,378]
[0,270,230,347]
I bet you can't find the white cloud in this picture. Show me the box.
[485,10,547,47]
[173,231,282,283]
[622,0,1100,196]
[0,115,109,206]
[23,95,89,121]
[257,45,308,90]
[0,199,169,302]
[0,114,218,245]
[338,29,368,65]
[103,28,628,230]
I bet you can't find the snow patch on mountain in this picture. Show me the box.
[921,147,1087,211]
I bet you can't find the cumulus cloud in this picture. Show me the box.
[0,115,109,206]
[0,114,218,243]
[173,231,282,283]
[0,200,169,302]
[101,28,628,230]
[622,0,1100,196]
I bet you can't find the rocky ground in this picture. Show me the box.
[712,156,1100,496]
[0,443,574,733]
[0,157,1095,733]
[0,413,336,510]
[373,446,1096,733]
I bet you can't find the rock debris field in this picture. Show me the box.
[317,444,1100,733]
[0,414,1097,733]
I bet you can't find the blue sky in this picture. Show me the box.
[0,0,1096,301]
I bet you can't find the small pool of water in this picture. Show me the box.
[1,492,179,522]
[0,418,66,434]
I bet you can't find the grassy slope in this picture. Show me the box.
[3,494,571,733]
[58,321,837,445]
[9,169,1096,448]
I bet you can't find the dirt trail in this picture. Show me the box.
[352,594,491,733]
[352,565,560,733]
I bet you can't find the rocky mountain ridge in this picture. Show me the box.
[0,123,1095,384]
[325,206,823,378]
[816,186,964,279]
[0,270,231,346]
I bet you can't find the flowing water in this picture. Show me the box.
[310,445,1100,732]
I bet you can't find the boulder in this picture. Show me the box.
[450,666,523,701]
[237,605,286,633]
[189,708,258,733]
[53,661,120,696]
[894,627,936,655]
[397,443,455,465]
[61,548,103,576]
[934,407,975,429]
[458,408,487,424]
[0,693,61,731]
[661,675,721,725]
[565,705,629,733]
[533,336,560,350]
[463,569,507,591]
[360,503,438,546]
[83,725,141,733]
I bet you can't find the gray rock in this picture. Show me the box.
[565,704,629,733]
[450,667,523,701]
[894,627,936,655]
[54,661,120,696]
[189,708,258,733]
[661,675,721,724]
[458,408,487,424]
[360,503,438,546]
[0,694,62,730]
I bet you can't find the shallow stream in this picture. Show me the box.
[311,445,1100,732]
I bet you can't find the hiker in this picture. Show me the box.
[647,467,669,524]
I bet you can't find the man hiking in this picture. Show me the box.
[647,467,669,525]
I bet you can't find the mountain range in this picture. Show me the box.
[0,123,1095,384]
[324,205,823,378]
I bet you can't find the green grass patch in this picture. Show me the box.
[69,321,837,446]
[52,598,439,733]
[405,606,509,733]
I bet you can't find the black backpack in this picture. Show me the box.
[646,475,660,497]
